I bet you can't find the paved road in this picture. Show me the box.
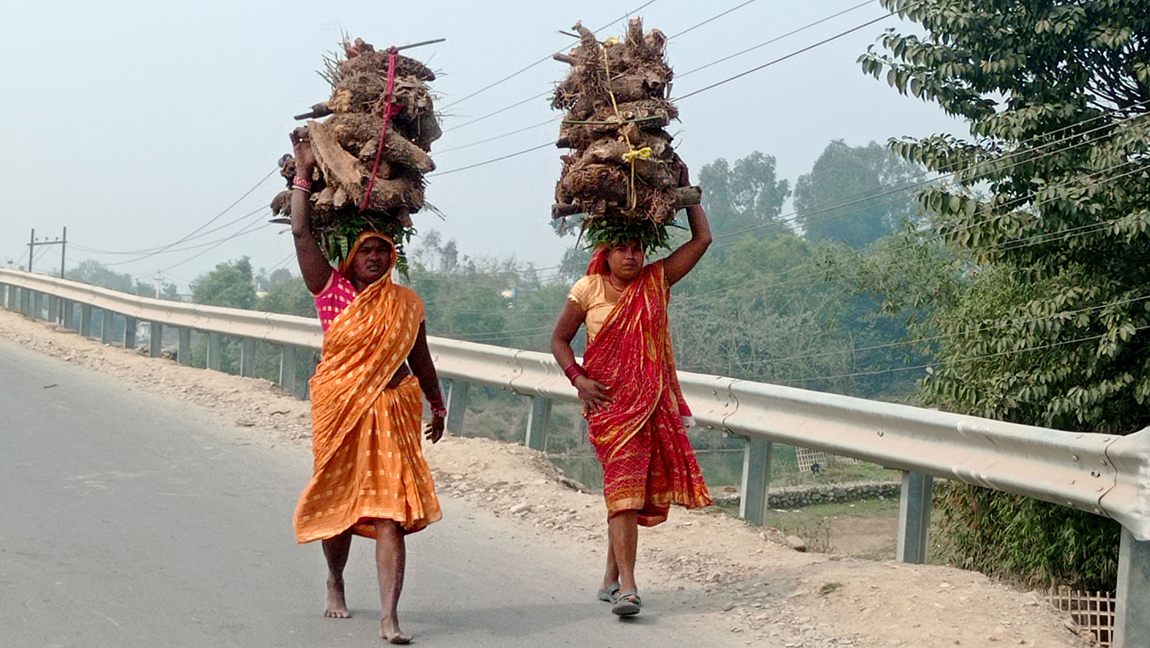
[0,338,745,647]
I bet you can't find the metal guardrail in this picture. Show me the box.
[3,268,1149,646]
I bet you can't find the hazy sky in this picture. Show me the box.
[0,0,964,290]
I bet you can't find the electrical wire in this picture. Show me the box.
[439,0,661,111]
[674,293,1150,372]
[673,7,908,102]
[676,0,873,79]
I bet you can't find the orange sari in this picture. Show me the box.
[293,261,441,543]
[584,260,712,526]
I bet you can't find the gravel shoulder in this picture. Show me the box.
[0,308,1097,648]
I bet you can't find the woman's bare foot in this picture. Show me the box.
[324,577,350,618]
[380,619,411,644]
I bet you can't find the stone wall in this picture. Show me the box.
[715,480,901,509]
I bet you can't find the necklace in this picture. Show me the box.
[607,275,628,292]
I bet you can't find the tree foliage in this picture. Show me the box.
[860,0,1150,589]
[66,259,178,299]
[698,152,791,238]
[192,258,257,310]
[794,140,922,248]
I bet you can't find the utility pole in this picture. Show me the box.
[153,274,164,299]
[27,227,67,276]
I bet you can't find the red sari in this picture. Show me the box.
[583,260,712,526]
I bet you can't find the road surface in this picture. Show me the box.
[0,337,750,647]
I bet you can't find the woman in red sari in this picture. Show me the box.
[550,160,713,617]
[289,131,445,645]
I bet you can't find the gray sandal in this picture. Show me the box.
[596,582,620,603]
[611,590,641,616]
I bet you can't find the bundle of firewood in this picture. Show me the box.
[272,37,441,266]
[551,18,700,250]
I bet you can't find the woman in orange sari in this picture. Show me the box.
[551,159,713,617]
[289,132,445,645]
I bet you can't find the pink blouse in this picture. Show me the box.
[313,269,358,332]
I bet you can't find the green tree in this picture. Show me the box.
[192,257,257,309]
[795,140,922,248]
[860,0,1150,589]
[256,271,315,318]
[698,152,791,238]
[67,259,134,293]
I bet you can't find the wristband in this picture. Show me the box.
[564,362,587,386]
[292,176,312,193]
[428,394,446,419]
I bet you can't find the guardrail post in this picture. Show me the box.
[62,300,75,330]
[280,346,297,393]
[100,310,114,344]
[149,322,162,358]
[124,317,137,350]
[739,437,773,525]
[80,304,93,337]
[1114,527,1150,648]
[21,289,31,318]
[2,284,11,310]
[207,333,222,371]
[525,396,552,451]
[445,379,470,437]
[178,328,191,366]
[48,295,59,323]
[0,284,6,310]
[240,338,255,377]
[896,471,933,564]
[33,291,44,320]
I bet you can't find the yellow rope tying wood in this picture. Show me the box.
[600,37,644,210]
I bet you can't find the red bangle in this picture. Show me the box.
[430,405,447,419]
[292,176,312,192]
[564,362,587,385]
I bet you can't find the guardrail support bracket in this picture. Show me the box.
[207,333,222,371]
[740,437,773,526]
[525,396,552,451]
[897,471,933,564]
[178,328,192,366]
[445,379,470,438]
[241,338,256,377]
[149,322,162,358]
[1115,527,1150,648]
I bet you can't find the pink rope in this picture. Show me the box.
[359,47,402,213]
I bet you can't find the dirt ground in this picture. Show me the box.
[0,308,1098,648]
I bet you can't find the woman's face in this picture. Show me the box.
[606,240,645,282]
[350,237,393,285]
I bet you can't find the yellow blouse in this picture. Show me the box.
[568,273,620,344]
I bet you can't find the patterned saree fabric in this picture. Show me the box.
[583,260,712,527]
[294,234,441,543]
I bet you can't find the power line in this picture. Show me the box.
[783,325,1150,387]
[431,5,918,176]
[709,101,1150,245]
[142,219,274,279]
[428,142,554,177]
[674,293,1150,372]
[676,155,1150,304]
[99,207,272,267]
[673,7,908,102]
[439,0,878,141]
[435,117,562,155]
[676,0,873,79]
[667,0,763,40]
[439,0,660,111]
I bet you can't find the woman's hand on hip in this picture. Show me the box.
[575,376,613,413]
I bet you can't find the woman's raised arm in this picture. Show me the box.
[289,130,333,294]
